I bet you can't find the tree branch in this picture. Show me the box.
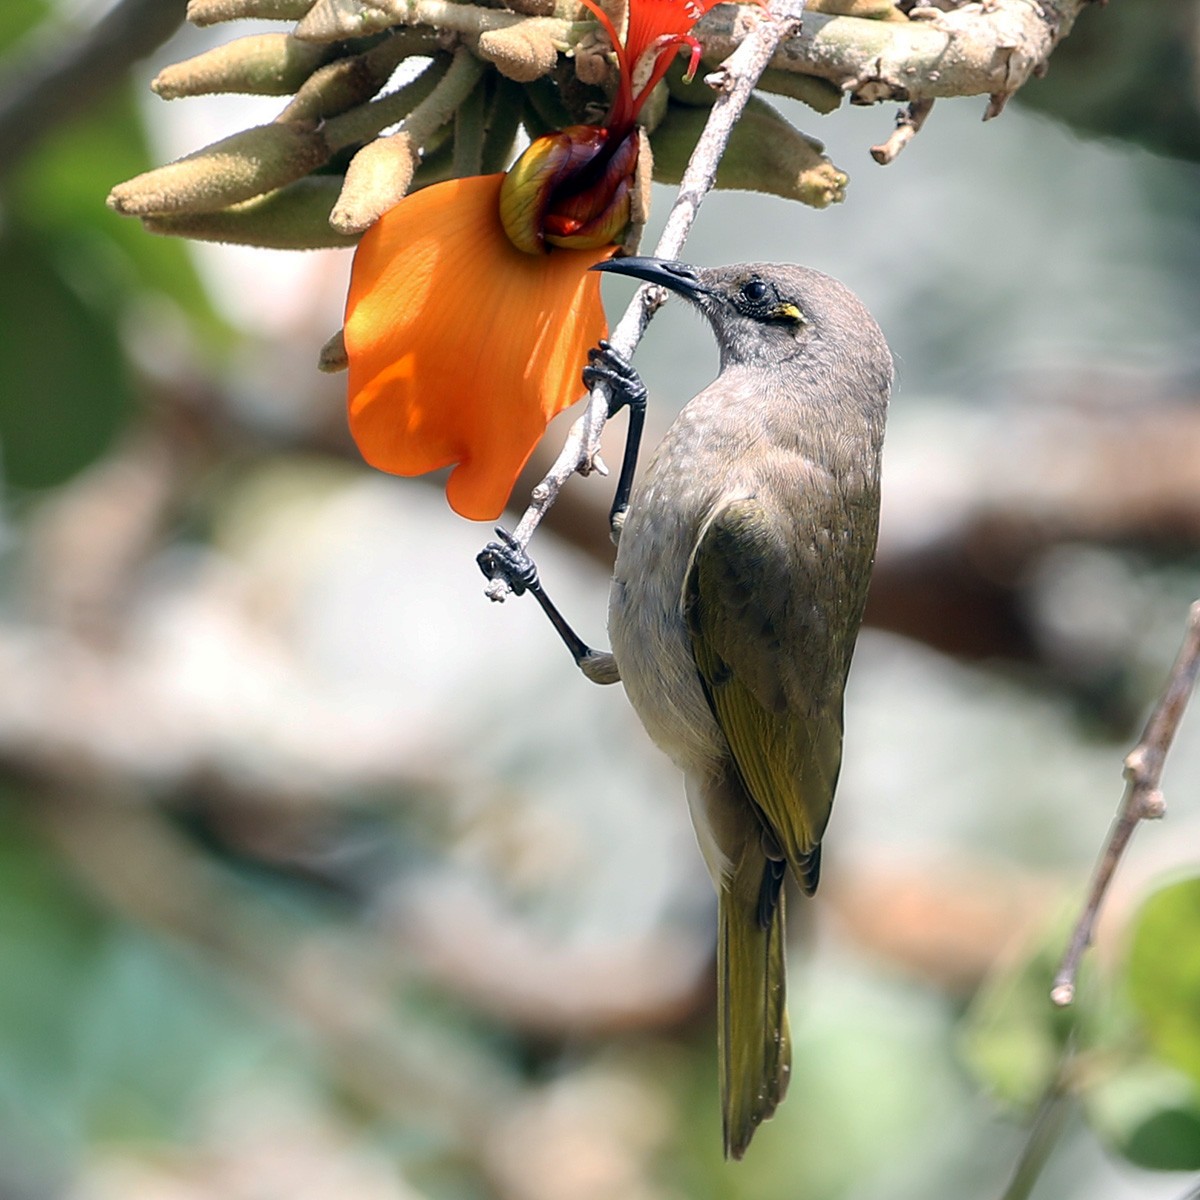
[295,0,1091,112]
[483,0,807,593]
[997,1076,1073,1200]
[697,0,1090,111]
[1051,600,1200,1007]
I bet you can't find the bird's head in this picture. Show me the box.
[592,257,890,383]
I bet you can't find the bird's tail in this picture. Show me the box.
[719,852,791,1160]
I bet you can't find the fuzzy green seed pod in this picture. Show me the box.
[108,122,329,217]
[329,133,418,235]
[505,0,556,14]
[152,34,335,99]
[623,126,651,256]
[278,31,430,122]
[755,68,844,113]
[186,0,316,25]
[808,0,907,18]
[320,56,449,152]
[573,27,612,89]
[318,328,349,372]
[476,19,564,83]
[140,178,357,249]
[664,59,842,116]
[294,0,400,43]
[650,96,847,208]
[635,78,669,133]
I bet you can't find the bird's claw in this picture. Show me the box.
[583,340,647,419]
[477,527,539,596]
[610,505,628,540]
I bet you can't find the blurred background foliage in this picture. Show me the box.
[2,1,1200,1198]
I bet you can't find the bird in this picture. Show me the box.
[478,257,893,1159]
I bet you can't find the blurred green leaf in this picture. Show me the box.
[959,931,1084,1111]
[1084,1058,1200,1171]
[1127,874,1200,1087]
[673,969,976,1200]
[0,0,46,49]
[11,84,229,347]
[0,223,134,490]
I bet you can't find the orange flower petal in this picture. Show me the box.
[344,175,614,521]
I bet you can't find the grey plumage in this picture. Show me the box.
[598,258,892,1157]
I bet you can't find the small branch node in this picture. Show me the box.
[1050,600,1200,1006]
[869,97,934,164]
[1049,982,1074,1009]
[1139,788,1167,820]
[983,90,1010,120]
[1122,744,1149,781]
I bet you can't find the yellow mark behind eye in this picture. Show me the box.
[773,303,805,323]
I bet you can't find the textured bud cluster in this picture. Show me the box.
[104,0,908,251]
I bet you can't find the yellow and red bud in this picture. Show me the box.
[499,125,637,255]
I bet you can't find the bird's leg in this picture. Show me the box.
[583,340,647,543]
[477,528,620,685]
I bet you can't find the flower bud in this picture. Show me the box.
[499,126,637,255]
[140,178,357,249]
[108,122,329,217]
[152,34,333,99]
[294,0,396,41]
[651,97,847,208]
[330,134,418,235]
[186,0,315,24]
[476,18,564,83]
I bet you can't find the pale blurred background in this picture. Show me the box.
[2,2,1200,1198]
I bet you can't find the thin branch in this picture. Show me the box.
[870,96,934,164]
[1051,600,1200,1007]
[997,1081,1073,1200]
[483,0,807,595]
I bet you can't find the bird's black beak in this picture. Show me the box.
[591,256,708,301]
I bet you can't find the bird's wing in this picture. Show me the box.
[684,495,846,894]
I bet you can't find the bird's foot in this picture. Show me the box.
[583,340,647,419]
[477,527,538,596]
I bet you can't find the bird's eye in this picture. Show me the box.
[741,279,768,303]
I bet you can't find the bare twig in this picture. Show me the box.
[997,1078,1073,1200]
[483,0,807,595]
[870,97,934,163]
[1050,600,1200,1007]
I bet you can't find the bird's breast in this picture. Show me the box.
[608,434,728,777]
